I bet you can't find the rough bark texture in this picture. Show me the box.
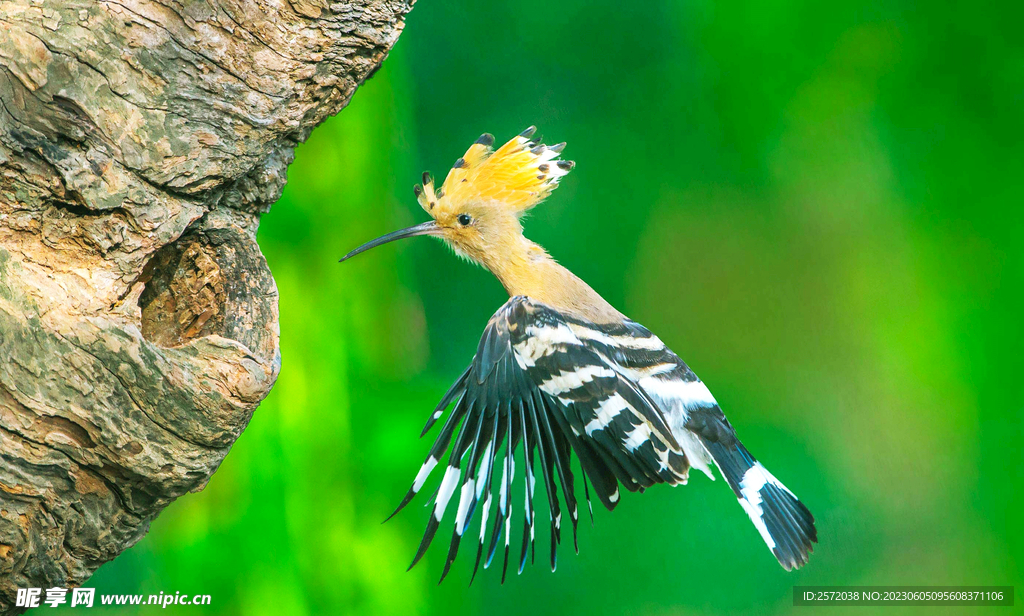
[0,1,412,612]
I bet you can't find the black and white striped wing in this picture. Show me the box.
[387,296,689,582]
[562,317,818,570]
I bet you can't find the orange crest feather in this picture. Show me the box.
[416,127,574,215]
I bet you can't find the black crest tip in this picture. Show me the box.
[519,126,537,138]
[475,133,495,146]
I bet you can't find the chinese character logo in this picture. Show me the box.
[71,588,96,607]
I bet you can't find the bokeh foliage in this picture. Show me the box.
[84,1,1022,614]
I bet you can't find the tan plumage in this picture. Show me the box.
[412,128,621,323]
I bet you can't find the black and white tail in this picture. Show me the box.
[702,439,817,570]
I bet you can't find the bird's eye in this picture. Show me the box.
[457,214,472,226]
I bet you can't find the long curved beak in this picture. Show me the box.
[339,220,441,263]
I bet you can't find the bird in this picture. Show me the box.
[339,127,817,583]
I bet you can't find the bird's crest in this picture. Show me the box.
[415,127,574,216]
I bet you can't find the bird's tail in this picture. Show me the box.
[701,438,817,570]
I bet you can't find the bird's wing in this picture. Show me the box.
[388,296,689,582]
[588,320,818,570]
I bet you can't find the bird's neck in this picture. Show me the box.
[484,237,624,324]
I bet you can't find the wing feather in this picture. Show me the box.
[390,296,688,581]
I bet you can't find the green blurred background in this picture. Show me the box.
[83,1,1023,614]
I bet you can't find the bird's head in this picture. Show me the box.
[340,127,574,271]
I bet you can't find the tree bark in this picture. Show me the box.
[0,1,412,612]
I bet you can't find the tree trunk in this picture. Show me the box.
[0,1,412,612]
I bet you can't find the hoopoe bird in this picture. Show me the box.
[340,127,817,582]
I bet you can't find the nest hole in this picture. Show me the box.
[138,226,276,360]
